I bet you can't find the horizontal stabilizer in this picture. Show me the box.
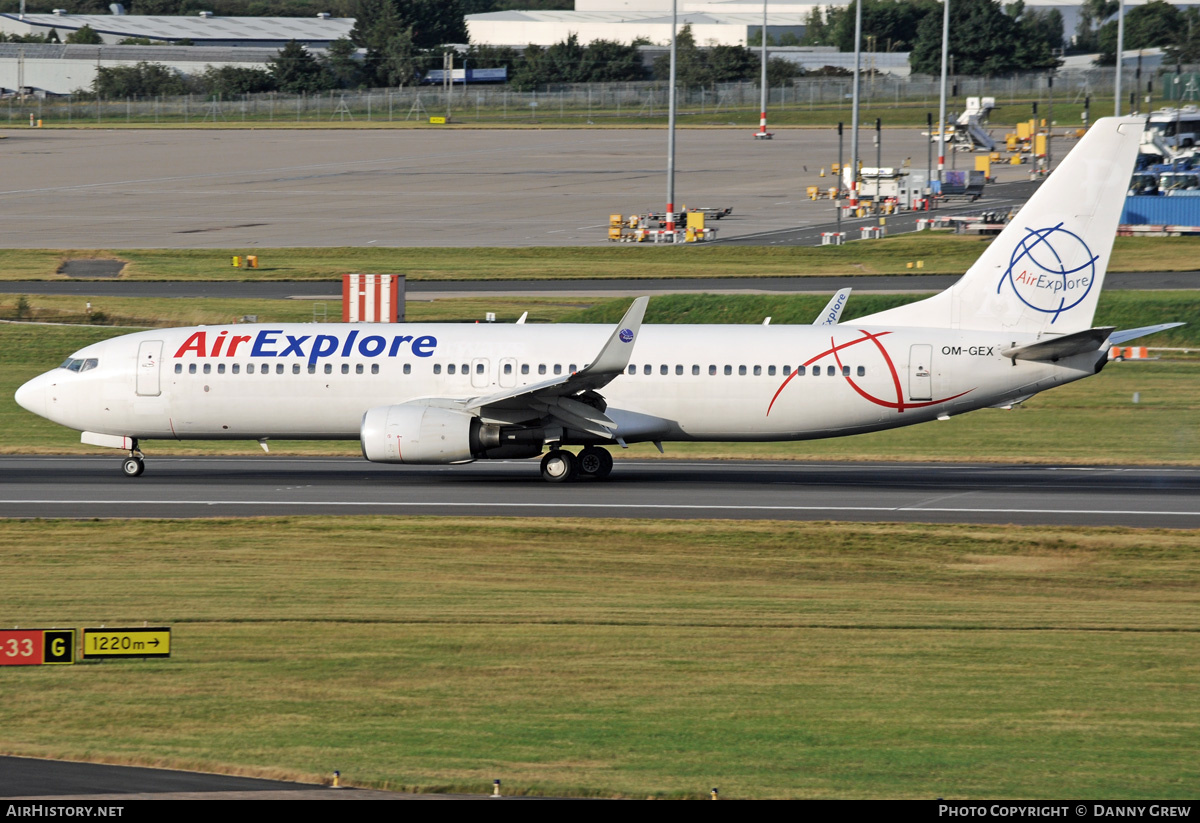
[1001,327,1114,362]
[1108,322,1186,346]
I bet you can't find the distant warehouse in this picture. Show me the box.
[0,11,354,48]
[0,43,286,96]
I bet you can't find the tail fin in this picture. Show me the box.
[856,116,1145,335]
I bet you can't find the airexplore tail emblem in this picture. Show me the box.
[1000,223,1099,324]
[849,116,1144,335]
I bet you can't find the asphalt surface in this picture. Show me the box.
[2,456,1196,528]
[0,127,968,248]
[0,755,501,800]
[715,178,1044,246]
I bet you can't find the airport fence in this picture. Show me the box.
[4,68,1170,127]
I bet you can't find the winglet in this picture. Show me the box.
[578,296,649,377]
[813,288,852,326]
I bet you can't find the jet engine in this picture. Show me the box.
[360,404,543,464]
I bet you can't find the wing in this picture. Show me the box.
[460,297,650,438]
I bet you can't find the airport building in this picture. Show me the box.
[0,42,281,95]
[0,11,353,49]
[467,0,1200,51]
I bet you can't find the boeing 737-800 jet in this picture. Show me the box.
[14,116,1182,481]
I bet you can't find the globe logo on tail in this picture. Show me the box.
[998,223,1098,323]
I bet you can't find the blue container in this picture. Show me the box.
[1121,195,1200,226]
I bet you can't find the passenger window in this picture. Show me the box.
[709,365,717,375]
[784,365,792,375]
[628,365,636,375]
[447,364,455,374]
[293,364,301,374]
[356,364,364,374]
[857,366,865,376]
[812,367,819,377]
[692,365,699,375]
[569,364,577,373]
[203,364,211,374]
[274,364,282,374]
[797,366,806,376]
[477,363,485,374]
[434,364,442,374]
[461,364,468,374]
[403,364,411,375]
[643,365,651,375]
[308,365,316,374]
[341,364,349,374]
[738,366,747,376]
[504,363,513,375]
[724,365,732,376]
[174,364,182,374]
[371,364,379,374]
[539,364,547,375]
[768,365,776,376]
[753,365,762,376]
[842,365,850,376]
[521,364,529,375]
[232,364,240,374]
[218,364,226,374]
[554,365,563,375]
[189,364,197,374]
[675,365,683,375]
[827,365,835,376]
[325,364,333,375]
[660,365,668,375]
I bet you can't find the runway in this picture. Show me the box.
[2,456,1197,528]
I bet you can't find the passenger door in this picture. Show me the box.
[908,344,932,402]
[136,340,163,397]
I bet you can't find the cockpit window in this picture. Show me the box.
[59,358,98,372]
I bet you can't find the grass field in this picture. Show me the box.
[29,98,1117,132]
[0,517,1196,799]
[2,235,1199,281]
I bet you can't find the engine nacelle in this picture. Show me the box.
[361,404,546,464]
[361,404,476,464]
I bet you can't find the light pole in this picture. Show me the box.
[849,0,863,206]
[938,0,949,185]
[755,0,772,139]
[666,0,678,235]
[1115,0,1125,116]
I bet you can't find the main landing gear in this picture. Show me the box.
[121,440,145,478]
[540,446,614,482]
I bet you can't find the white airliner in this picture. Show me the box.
[15,116,1182,482]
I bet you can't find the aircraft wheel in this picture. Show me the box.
[122,456,145,478]
[540,449,577,483]
[577,446,613,479]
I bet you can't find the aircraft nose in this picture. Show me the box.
[15,374,48,417]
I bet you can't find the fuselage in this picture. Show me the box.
[16,321,1104,447]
